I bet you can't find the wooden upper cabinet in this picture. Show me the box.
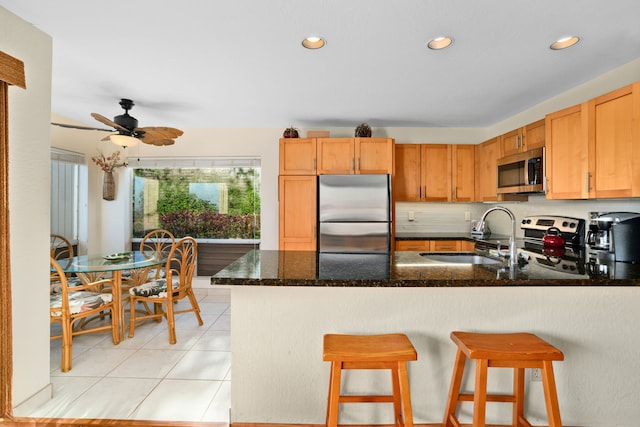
[395,144,473,202]
[279,138,316,175]
[278,175,317,250]
[317,138,354,174]
[474,137,501,202]
[452,144,475,202]
[589,83,639,198]
[421,144,451,201]
[317,137,394,174]
[394,144,422,201]
[355,138,394,174]
[545,103,589,199]
[500,119,545,156]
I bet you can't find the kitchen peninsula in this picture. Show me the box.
[212,250,640,427]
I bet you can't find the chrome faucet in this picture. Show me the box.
[478,206,518,266]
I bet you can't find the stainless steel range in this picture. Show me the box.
[519,215,586,276]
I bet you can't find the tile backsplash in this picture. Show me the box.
[396,196,640,238]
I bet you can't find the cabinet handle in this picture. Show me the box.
[313,158,316,170]
[350,158,354,171]
[356,158,360,171]
[515,135,519,149]
[586,172,590,193]
[521,133,525,149]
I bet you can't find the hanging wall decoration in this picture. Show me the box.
[91,150,127,201]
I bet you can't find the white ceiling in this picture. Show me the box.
[2,0,640,130]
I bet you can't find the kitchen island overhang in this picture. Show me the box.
[212,250,640,427]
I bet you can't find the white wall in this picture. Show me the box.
[231,286,640,426]
[1,5,53,409]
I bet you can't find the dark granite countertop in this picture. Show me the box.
[211,249,640,287]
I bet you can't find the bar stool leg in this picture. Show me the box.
[326,361,342,427]
[397,361,414,427]
[513,367,525,427]
[541,361,563,427]
[390,364,403,426]
[472,358,489,427]
[443,349,467,427]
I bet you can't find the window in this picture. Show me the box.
[51,149,82,242]
[130,157,260,240]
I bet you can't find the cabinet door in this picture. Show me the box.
[356,138,394,174]
[452,145,475,202]
[430,240,461,251]
[545,103,589,199]
[317,138,354,174]
[279,138,316,175]
[278,175,317,250]
[524,119,545,151]
[395,240,429,251]
[589,84,636,198]
[500,128,522,157]
[394,144,421,201]
[421,144,452,201]
[474,137,501,202]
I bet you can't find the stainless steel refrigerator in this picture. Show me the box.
[318,174,391,253]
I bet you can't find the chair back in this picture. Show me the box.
[165,236,197,300]
[140,229,175,258]
[50,234,74,260]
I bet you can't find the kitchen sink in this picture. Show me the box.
[420,251,503,265]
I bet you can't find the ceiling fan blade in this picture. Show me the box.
[137,126,184,140]
[139,137,175,146]
[51,122,112,132]
[91,112,130,133]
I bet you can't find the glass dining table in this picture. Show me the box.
[55,251,167,341]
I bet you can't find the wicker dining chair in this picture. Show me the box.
[128,236,203,344]
[50,257,119,372]
[50,233,74,260]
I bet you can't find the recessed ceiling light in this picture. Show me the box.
[550,36,580,50]
[302,37,326,49]
[427,36,453,50]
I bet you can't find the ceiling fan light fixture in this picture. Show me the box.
[110,134,139,148]
[302,36,326,49]
[550,36,580,50]
[427,36,453,50]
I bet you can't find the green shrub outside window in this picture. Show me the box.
[132,166,260,239]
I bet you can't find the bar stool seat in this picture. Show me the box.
[323,333,417,427]
[443,331,564,427]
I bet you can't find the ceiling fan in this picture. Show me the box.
[89,98,184,146]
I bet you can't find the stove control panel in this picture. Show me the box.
[521,215,585,246]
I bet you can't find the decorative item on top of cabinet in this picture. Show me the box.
[394,144,474,202]
[354,123,372,137]
[279,138,316,175]
[316,137,394,174]
[282,126,299,138]
[278,175,317,250]
[500,119,545,157]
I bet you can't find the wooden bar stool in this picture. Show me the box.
[323,333,417,427]
[443,331,564,427]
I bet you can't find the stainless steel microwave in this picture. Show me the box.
[496,147,545,194]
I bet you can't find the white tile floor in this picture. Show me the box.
[17,288,231,423]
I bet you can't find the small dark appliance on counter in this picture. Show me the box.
[587,212,640,263]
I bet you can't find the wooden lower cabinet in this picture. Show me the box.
[278,175,317,250]
[396,239,475,251]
